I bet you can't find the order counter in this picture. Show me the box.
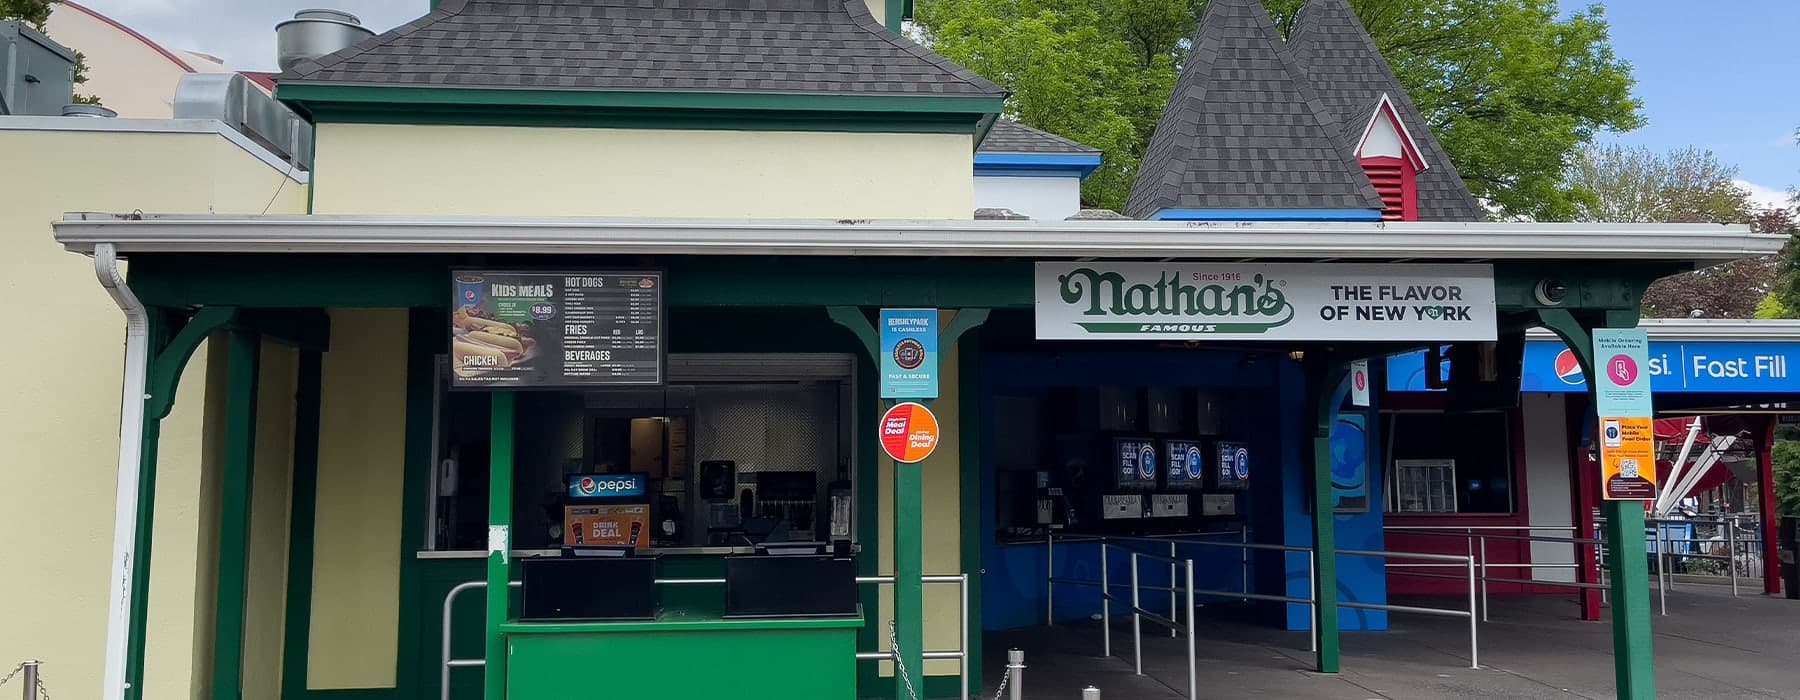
[503,545,862,700]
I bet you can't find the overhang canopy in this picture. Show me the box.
[53,213,1778,265]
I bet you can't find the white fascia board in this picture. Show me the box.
[52,213,1779,264]
[0,117,308,183]
[1526,319,1800,342]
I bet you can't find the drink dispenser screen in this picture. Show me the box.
[1214,442,1250,491]
[1112,438,1158,491]
[1163,439,1206,490]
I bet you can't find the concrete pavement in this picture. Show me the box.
[978,585,1800,699]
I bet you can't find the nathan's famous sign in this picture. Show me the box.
[1034,263,1495,341]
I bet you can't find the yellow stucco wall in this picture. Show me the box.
[311,124,974,219]
[876,317,965,678]
[0,125,303,700]
[307,309,409,689]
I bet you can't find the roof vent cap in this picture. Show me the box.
[275,9,373,72]
[62,103,117,118]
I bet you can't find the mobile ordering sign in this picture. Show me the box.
[1594,329,1656,500]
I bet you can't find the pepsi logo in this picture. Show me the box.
[1185,446,1204,480]
[1233,448,1250,480]
[1555,349,1585,386]
[1138,444,1157,480]
[578,477,597,494]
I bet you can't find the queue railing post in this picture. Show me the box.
[1130,552,1142,676]
[1100,542,1111,658]
[1082,686,1101,700]
[1478,535,1490,623]
[1007,649,1025,700]
[1047,531,1055,626]
[1658,523,1670,616]
[1240,526,1250,600]
[1185,558,1198,700]
[1307,550,1318,654]
[1727,517,1739,597]
[1466,556,1479,670]
[1168,540,1178,639]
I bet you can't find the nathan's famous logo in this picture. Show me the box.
[1057,268,1294,334]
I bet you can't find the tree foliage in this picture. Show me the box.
[1773,439,1800,517]
[1640,208,1795,319]
[1566,145,1750,224]
[915,0,1641,216]
[0,0,53,28]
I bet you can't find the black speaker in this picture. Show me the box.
[520,556,656,621]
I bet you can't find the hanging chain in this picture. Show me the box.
[886,621,919,700]
[35,670,50,700]
[988,661,1011,700]
[0,663,22,689]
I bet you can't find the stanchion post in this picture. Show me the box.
[960,574,970,700]
[1658,524,1669,616]
[1185,558,1198,700]
[23,660,40,700]
[1082,687,1101,700]
[1007,649,1025,700]
[1131,552,1142,676]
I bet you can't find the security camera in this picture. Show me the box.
[1535,279,1568,306]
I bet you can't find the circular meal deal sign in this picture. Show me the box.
[880,402,941,464]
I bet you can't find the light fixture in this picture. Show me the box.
[1287,350,1305,362]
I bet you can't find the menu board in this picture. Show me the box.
[450,270,663,388]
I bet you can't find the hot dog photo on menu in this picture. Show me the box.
[451,272,543,382]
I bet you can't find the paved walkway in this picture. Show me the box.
[979,586,1800,699]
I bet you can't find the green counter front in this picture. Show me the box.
[501,608,863,699]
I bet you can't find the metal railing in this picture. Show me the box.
[442,574,971,700]
[852,573,972,700]
[1384,527,1609,622]
[1045,533,1480,677]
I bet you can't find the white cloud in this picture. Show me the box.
[1735,179,1796,212]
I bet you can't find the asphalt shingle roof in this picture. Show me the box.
[278,0,1005,97]
[1125,0,1383,219]
[1288,0,1484,221]
[978,120,1100,154]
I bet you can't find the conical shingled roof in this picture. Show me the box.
[1288,0,1484,221]
[1125,0,1383,220]
[278,0,1004,98]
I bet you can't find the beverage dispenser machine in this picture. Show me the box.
[1103,437,1157,533]
[1205,441,1251,518]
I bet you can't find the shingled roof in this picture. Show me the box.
[278,0,1004,98]
[978,120,1100,154]
[1124,0,1382,219]
[1288,0,1484,221]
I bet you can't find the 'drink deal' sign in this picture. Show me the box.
[1035,262,1496,341]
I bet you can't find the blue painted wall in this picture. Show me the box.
[978,351,1389,632]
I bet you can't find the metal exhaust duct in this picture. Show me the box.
[275,9,373,73]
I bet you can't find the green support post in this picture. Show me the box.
[893,431,924,700]
[212,329,261,700]
[1309,358,1348,674]
[485,391,516,700]
[1537,308,1655,699]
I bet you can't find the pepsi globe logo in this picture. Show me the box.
[577,477,598,495]
[1232,448,1250,480]
[1138,444,1157,480]
[1555,349,1585,386]
[1185,446,1204,480]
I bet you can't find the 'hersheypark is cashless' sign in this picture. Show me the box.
[1595,328,1658,500]
[1034,262,1495,341]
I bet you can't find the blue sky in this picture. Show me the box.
[1566,0,1800,208]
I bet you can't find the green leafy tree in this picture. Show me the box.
[917,0,1640,216]
[1773,439,1800,517]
